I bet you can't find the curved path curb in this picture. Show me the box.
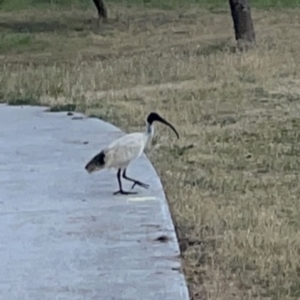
[0,104,189,300]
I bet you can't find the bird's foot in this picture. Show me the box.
[113,190,138,195]
[131,181,150,190]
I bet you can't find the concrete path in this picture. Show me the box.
[0,104,189,300]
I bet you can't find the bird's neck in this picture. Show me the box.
[144,122,154,143]
[146,122,154,135]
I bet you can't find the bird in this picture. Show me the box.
[85,112,179,195]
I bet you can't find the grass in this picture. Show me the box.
[1,0,300,11]
[2,1,300,299]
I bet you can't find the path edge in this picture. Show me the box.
[86,112,190,299]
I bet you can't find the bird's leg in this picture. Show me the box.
[122,169,150,190]
[113,169,137,195]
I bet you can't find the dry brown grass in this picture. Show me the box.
[2,4,300,299]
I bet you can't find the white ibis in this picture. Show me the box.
[85,112,179,195]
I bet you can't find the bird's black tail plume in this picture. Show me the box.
[85,150,106,173]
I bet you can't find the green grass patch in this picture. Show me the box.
[0,0,300,11]
[7,96,40,106]
[0,33,49,54]
[48,103,77,112]
[0,0,90,11]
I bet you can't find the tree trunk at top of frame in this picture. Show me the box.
[92,0,108,23]
[229,0,256,50]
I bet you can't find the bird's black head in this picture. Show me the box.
[146,112,161,125]
[146,112,179,139]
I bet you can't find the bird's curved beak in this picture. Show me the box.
[155,115,179,139]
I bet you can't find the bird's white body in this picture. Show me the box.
[85,111,179,194]
[101,124,153,170]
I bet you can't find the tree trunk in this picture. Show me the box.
[92,0,108,22]
[229,0,256,50]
